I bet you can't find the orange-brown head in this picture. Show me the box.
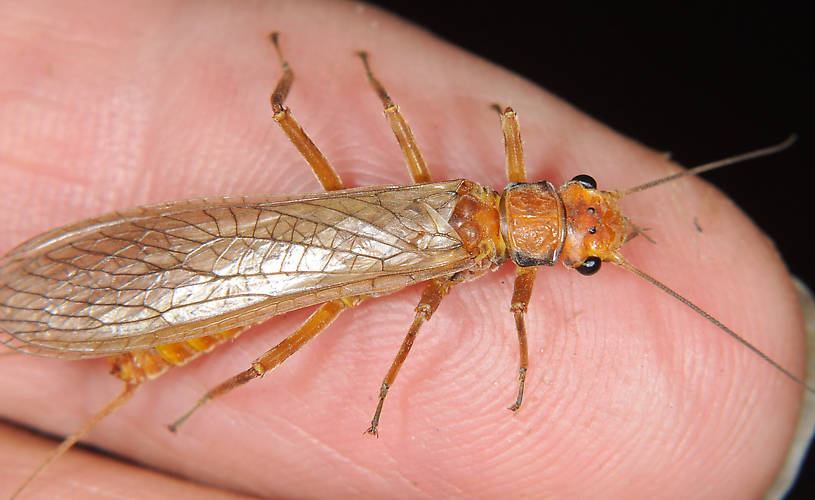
[558,175,630,272]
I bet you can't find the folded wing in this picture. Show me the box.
[0,181,473,358]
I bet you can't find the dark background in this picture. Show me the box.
[367,2,812,497]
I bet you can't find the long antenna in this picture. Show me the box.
[616,134,797,197]
[613,257,815,394]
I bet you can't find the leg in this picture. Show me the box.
[494,104,535,411]
[367,278,452,436]
[354,56,469,433]
[508,266,536,411]
[169,297,360,432]
[269,33,344,191]
[357,52,432,184]
[493,105,528,183]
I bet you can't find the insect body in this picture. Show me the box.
[0,33,808,497]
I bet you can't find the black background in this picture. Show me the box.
[367,2,812,497]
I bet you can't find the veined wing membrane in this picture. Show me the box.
[0,181,473,358]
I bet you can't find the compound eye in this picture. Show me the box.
[575,256,602,276]
[571,174,597,190]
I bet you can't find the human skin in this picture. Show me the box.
[0,1,806,498]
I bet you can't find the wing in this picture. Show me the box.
[0,181,475,358]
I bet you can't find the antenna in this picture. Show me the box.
[610,255,814,394]
[616,134,797,197]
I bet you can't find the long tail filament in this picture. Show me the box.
[10,383,140,500]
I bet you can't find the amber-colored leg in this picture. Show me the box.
[357,52,432,184]
[269,32,344,192]
[508,267,536,411]
[10,383,140,500]
[494,105,536,412]
[169,297,360,432]
[354,57,463,434]
[497,106,527,184]
[366,278,452,436]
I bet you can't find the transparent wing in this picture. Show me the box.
[0,181,474,358]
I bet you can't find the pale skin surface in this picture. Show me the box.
[0,1,806,499]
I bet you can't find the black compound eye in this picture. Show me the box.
[571,174,597,190]
[576,256,602,276]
